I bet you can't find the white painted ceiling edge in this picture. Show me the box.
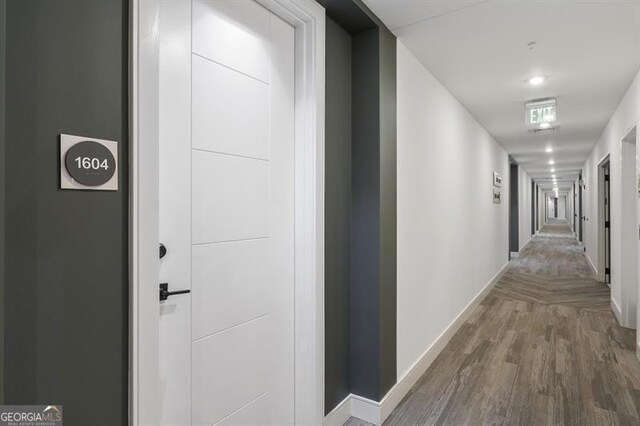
[363,0,640,191]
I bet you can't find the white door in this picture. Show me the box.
[558,196,566,220]
[157,1,295,424]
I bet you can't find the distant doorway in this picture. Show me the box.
[531,181,535,235]
[573,183,577,232]
[509,161,519,259]
[547,195,557,219]
[578,172,584,243]
[536,185,540,232]
[598,156,611,285]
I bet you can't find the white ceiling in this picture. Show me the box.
[364,0,640,190]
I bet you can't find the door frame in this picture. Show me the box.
[597,155,611,284]
[578,171,583,243]
[531,181,535,235]
[129,1,326,425]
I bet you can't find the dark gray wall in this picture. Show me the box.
[350,23,397,403]
[579,172,583,241]
[324,17,352,413]
[3,1,128,424]
[323,0,397,411]
[350,27,382,400]
[509,163,519,254]
[0,0,5,405]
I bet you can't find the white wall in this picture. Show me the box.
[518,166,532,250]
[397,41,510,378]
[581,70,639,328]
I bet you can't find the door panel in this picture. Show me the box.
[192,55,269,159]
[191,151,269,244]
[192,0,271,82]
[191,240,270,340]
[158,1,295,424]
[192,317,271,425]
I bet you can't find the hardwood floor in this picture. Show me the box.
[349,220,640,426]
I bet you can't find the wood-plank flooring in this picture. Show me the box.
[349,220,640,426]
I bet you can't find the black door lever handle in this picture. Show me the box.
[159,283,191,301]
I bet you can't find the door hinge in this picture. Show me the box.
[605,175,610,182]
[605,221,610,228]
[605,267,611,275]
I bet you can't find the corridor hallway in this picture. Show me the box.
[384,220,640,425]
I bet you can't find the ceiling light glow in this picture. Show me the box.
[528,76,545,86]
[545,147,553,153]
[549,160,555,165]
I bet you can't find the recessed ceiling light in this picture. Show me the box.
[539,122,551,129]
[550,168,555,172]
[545,147,553,153]
[552,174,556,178]
[549,160,555,165]
[528,76,545,86]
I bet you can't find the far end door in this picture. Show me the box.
[579,172,583,243]
[158,1,295,424]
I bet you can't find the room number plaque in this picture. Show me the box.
[60,134,118,190]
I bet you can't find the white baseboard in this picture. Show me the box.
[351,394,381,425]
[611,297,623,325]
[323,261,511,426]
[636,341,640,363]
[510,251,520,258]
[323,395,352,426]
[585,252,597,276]
[323,393,382,426]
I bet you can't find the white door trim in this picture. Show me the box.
[129,1,326,424]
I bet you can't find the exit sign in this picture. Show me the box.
[525,98,557,125]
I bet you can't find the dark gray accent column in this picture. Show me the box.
[321,0,397,410]
[350,27,381,400]
[350,24,397,402]
[0,0,5,405]
[579,173,583,242]
[324,17,352,412]
[536,185,539,231]
[378,25,397,398]
[531,181,535,235]
[509,162,519,256]
[3,1,128,423]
